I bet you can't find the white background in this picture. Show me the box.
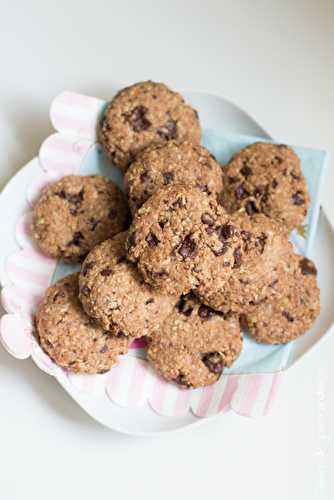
[1,1,333,499]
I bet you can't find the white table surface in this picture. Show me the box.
[1,1,333,499]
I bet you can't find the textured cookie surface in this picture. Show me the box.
[79,232,175,338]
[195,213,292,313]
[125,141,223,213]
[221,143,309,231]
[147,293,242,388]
[35,273,130,373]
[126,185,249,296]
[242,254,320,344]
[32,175,129,262]
[99,81,201,172]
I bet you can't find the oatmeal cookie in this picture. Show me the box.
[99,81,201,171]
[35,273,131,373]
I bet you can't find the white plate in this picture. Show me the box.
[0,91,332,436]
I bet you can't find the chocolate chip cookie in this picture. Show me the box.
[221,142,310,231]
[242,254,320,344]
[126,185,248,296]
[147,293,243,388]
[31,175,129,262]
[99,81,201,172]
[35,273,131,373]
[195,213,292,314]
[124,141,223,213]
[79,232,175,338]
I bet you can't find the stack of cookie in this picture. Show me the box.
[33,81,320,388]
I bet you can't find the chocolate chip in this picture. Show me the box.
[176,296,193,316]
[157,119,177,140]
[56,189,84,206]
[282,310,294,322]
[218,224,235,241]
[272,178,278,188]
[255,233,267,254]
[201,213,214,225]
[81,286,90,296]
[240,165,252,177]
[198,304,215,320]
[233,247,242,268]
[228,176,239,184]
[197,183,209,193]
[116,255,126,264]
[100,268,113,277]
[245,200,259,215]
[291,172,301,181]
[67,231,83,247]
[145,298,154,305]
[179,235,197,258]
[116,330,126,338]
[109,208,117,219]
[123,105,151,132]
[272,156,283,165]
[100,345,109,353]
[235,184,248,200]
[205,225,216,235]
[162,171,175,185]
[253,185,265,198]
[146,232,159,247]
[299,257,317,276]
[292,191,305,206]
[52,291,65,302]
[158,218,167,229]
[202,352,224,375]
[174,373,191,387]
[82,261,94,276]
[241,230,252,241]
[140,170,149,183]
[90,218,100,231]
[209,152,217,161]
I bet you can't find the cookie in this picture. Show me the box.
[147,293,243,388]
[79,232,175,338]
[195,213,292,313]
[35,273,131,373]
[32,175,129,262]
[221,142,310,231]
[242,254,320,344]
[124,141,223,213]
[126,185,248,296]
[99,81,201,172]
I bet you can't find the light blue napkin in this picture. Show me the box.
[53,130,328,373]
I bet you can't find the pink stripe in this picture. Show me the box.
[38,156,76,175]
[174,387,191,415]
[149,375,169,413]
[129,337,147,349]
[9,285,42,306]
[195,384,216,416]
[218,376,239,411]
[126,360,147,405]
[239,374,264,416]
[51,112,94,137]
[6,262,50,288]
[264,374,280,415]
[44,136,80,155]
